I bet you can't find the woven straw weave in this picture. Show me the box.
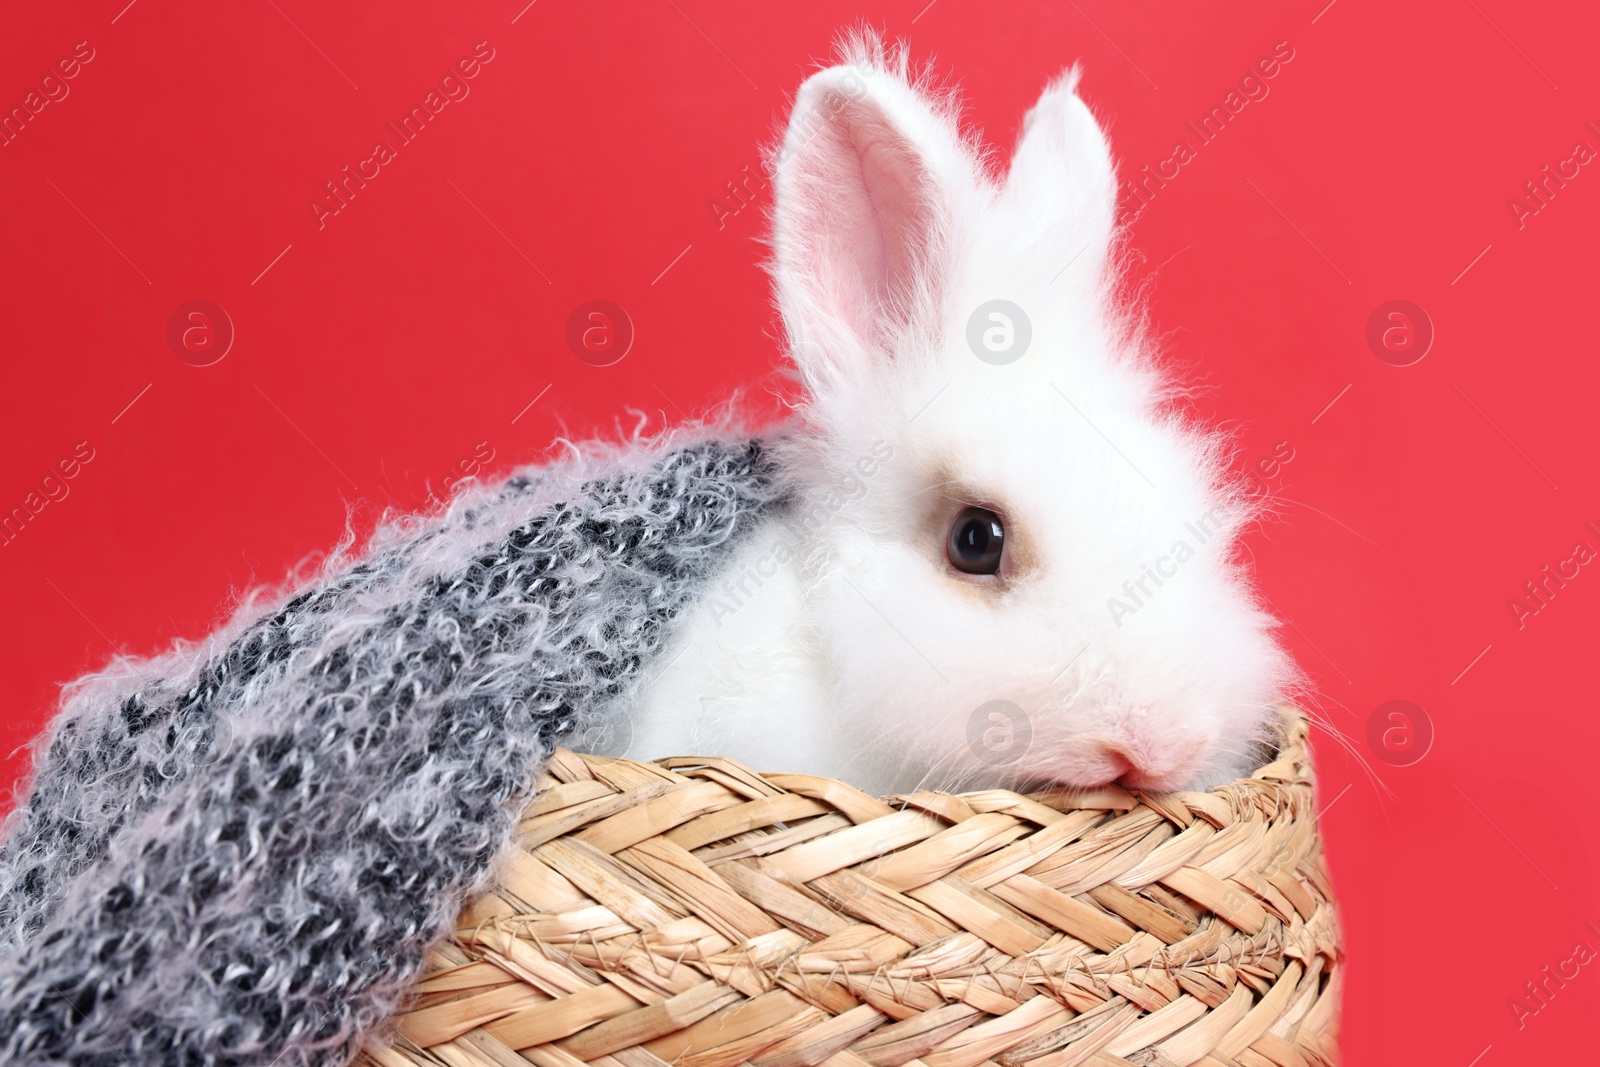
[361,711,1339,1067]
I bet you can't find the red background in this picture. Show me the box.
[3,1,1597,1061]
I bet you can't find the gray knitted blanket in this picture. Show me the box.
[0,436,785,1066]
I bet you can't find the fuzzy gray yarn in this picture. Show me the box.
[0,436,785,1067]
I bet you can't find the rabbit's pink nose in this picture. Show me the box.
[1094,743,1135,781]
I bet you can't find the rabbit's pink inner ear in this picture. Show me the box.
[827,113,933,346]
[783,93,939,357]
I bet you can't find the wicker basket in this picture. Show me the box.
[361,711,1339,1067]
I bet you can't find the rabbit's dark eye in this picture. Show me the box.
[947,506,1005,575]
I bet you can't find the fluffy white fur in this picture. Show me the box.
[619,35,1298,795]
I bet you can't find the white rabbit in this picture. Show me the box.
[0,34,1305,1064]
[616,35,1298,795]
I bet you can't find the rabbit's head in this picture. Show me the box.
[767,36,1298,793]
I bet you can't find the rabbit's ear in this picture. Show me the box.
[999,67,1117,286]
[770,60,974,391]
